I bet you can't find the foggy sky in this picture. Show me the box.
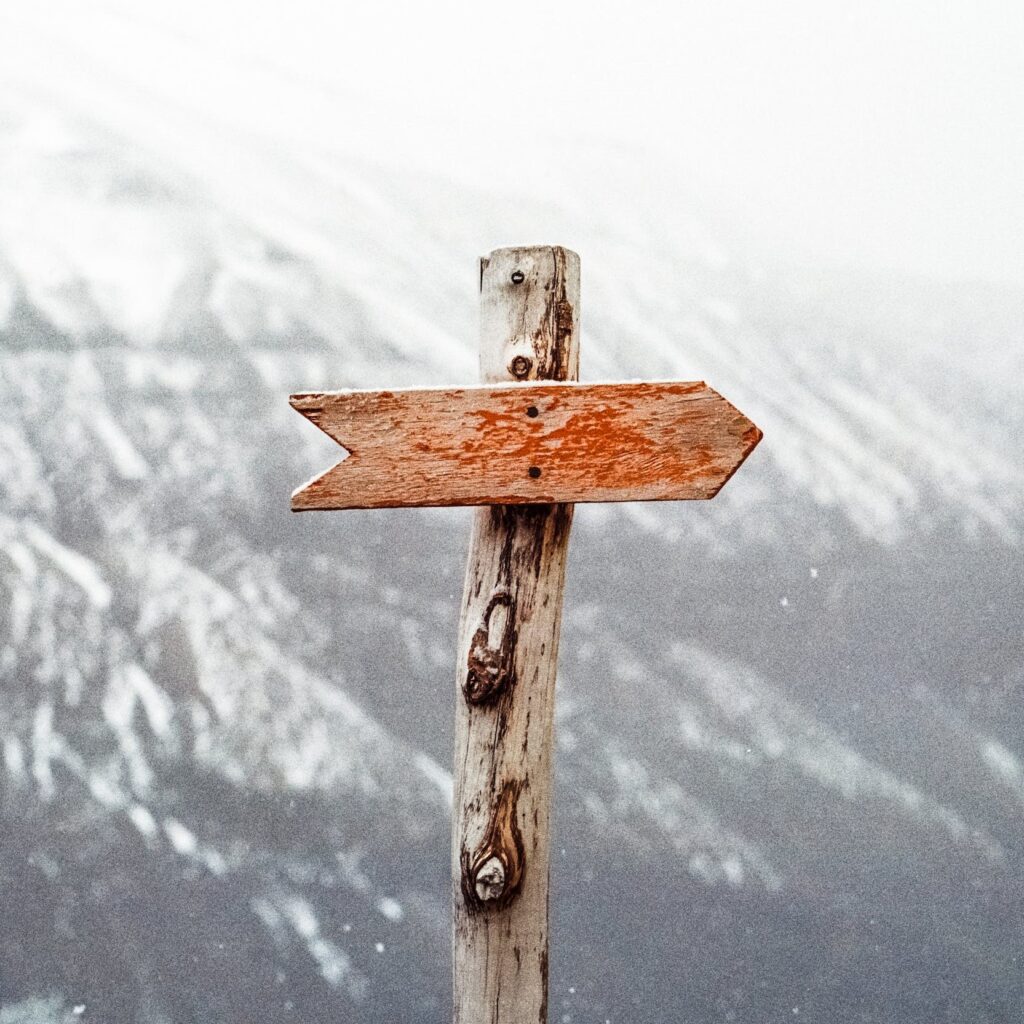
[3,0,1022,287]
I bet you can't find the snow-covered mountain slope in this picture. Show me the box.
[1,11,1023,1023]
[1,70,1020,547]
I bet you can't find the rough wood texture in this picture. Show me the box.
[289,380,761,510]
[453,246,579,1023]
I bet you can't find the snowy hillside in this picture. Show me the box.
[1,8,1023,1023]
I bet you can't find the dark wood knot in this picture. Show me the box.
[460,780,525,912]
[464,591,516,705]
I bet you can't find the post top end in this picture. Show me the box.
[481,245,580,267]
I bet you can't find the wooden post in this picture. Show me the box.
[452,246,580,1023]
[289,244,761,1019]
[289,247,760,1022]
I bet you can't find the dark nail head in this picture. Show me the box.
[528,466,542,479]
[511,270,525,284]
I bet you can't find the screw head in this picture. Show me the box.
[510,270,525,284]
[510,355,533,379]
[528,466,542,479]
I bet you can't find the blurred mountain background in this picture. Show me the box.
[0,3,1022,1022]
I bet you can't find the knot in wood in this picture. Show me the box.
[460,780,525,913]
[464,591,516,705]
[473,856,506,902]
[509,354,533,379]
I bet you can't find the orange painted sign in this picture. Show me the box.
[290,381,761,510]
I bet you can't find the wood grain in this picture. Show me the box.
[290,380,761,510]
[453,245,579,1023]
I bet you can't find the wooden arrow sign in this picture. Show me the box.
[290,379,761,510]
[288,247,767,1022]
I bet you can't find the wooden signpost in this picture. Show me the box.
[290,246,762,1023]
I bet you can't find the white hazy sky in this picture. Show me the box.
[5,0,1024,286]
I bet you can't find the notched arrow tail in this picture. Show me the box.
[289,392,355,511]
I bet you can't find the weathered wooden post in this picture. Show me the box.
[289,244,761,1023]
[452,246,579,1022]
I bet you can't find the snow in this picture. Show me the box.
[3,735,26,782]
[23,522,112,610]
[414,753,453,806]
[2,537,36,645]
[672,643,1004,862]
[124,353,204,393]
[31,701,56,801]
[0,9,1019,1021]
[126,665,174,738]
[981,739,1024,807]
[88,407,150,481]
[277,896,368,1000]
[0,14,1019,544]
[0,272,15,330]
[163,818,199,856]
[105,663,174,741]
[375,897,404,923]
[601,747,783,892]
[128,804,159,841]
